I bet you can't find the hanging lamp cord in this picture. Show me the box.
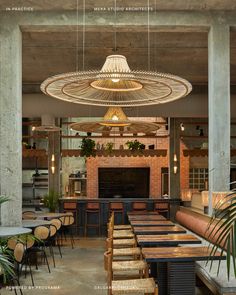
[114,0,117,52]
[76,0,79,72]
[147,0,150,71]
[82,0,86,71]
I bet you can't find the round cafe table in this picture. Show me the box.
[35,212,73,220]
[22,220,51,228]
[0,227,32,238]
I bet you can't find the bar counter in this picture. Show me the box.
[59,197,179,236]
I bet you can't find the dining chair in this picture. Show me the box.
[30,226,51,274]
[59,215,75,249]
[106,250,158,295]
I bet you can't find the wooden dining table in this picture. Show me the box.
[133,225,186,235]
[128,214,167,221]
[136,234,202,247]
[130,220,174,227]
[142,246,225,295]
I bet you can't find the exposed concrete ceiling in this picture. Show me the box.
[1,1,236,11]
[2,1,234,117]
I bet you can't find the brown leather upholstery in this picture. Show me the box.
[132,202,147,211]
[175,210,225,249]
[64,202,77,210]
[86,202,100,210]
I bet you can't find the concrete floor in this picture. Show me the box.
[3,238,212,295]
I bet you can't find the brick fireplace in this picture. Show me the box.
[86,156,168,198]
[86,139,189,198]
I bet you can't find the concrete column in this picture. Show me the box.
[208,24,230,215]
[0,23,22,225]
[168,118,181,199]
[48,131,61,194]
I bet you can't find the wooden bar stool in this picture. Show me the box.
[154,201,169,218]
[63,202,78,235]
[84,202,101,237]
[131,201,147,212]
[109,202,125,225]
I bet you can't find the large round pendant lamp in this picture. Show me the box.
[41,55,192,107]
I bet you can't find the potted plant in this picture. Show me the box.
[80,138,96,158]
[0,196,15,284]
[126,140,145,151]
[43,190,60,212]
[105,142,114,154]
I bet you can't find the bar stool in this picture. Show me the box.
[84,202,101,237]
[109,202,125,225]
[131,201,147,212]
[63,202,78,235]
[154,201,169,218]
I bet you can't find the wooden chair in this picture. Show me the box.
[154,202,169,218]
[14,241,34,288]
[84,202,101,237]
[31,226,51,274]
[59,215,75,249]
[109,202,125,225]
[105,237,141,265]
[63,202,78,235]
[107,213,136,248]
[22,211,37,220]
[106,250,158,295]
[50,218,63,258]
[108,210,132,230]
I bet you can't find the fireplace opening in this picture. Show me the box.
[98,167,150,198]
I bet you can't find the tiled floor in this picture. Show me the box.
[3,238,212,295]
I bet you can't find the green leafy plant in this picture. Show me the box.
[80,138,96,158]
[105,142,114,153]
[43,190,60,212]
[0,196,15,284]
[0,195,10,205]
[126,140,145,151]
[207,191,236,279]
[0,243,15,284]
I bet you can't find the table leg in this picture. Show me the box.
[168,261,195,295]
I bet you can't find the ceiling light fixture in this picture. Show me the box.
[70,107,160,135]
[41,54,192,107]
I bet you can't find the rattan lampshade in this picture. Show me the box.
[33,114,61,132]
[70,107,160,135]
[41,55,192,107]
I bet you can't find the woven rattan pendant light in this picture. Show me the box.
[40,1,192,107]
[41,54,192,107]
[70,107,160,135]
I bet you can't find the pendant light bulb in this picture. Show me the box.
[51,154,55,162]
[51,166,55,174]
[174,165,178,174]
[174,154,177,162]
[111,78,120,83]
[111,115,119,121]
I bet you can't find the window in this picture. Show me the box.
[189,168,208,190]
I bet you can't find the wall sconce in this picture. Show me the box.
[173,153,178,162]
[173,165,178,174]
[51,153,55,174]
[51,165,55,174]
[180,123,185,131]
[173,153,178,174]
